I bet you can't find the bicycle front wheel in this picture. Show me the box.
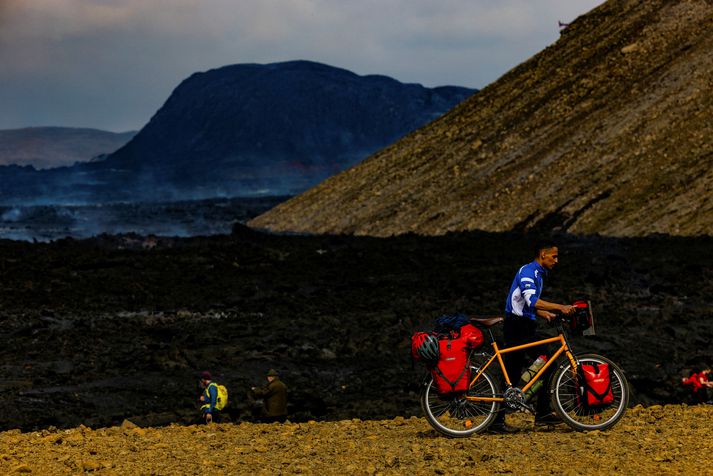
[549,353,629,431]
[421,367,500,438]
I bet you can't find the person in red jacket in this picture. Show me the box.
[682,368,713,404]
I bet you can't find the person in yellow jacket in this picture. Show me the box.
[199,371,221,423]
[251,369,288,423]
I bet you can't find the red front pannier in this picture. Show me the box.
[430,324,484,395]
[579,362,614,407]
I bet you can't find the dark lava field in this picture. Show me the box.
[0,222,710,431]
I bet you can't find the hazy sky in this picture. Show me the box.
[0,0,603,132]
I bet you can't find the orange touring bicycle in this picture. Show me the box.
[421,309,630,437]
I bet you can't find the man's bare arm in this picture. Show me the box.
[536,309,557,322]
[535,299,575,315]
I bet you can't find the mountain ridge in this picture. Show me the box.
[0,61,474,203]
[90,60,475,199]
[0,127,135,169]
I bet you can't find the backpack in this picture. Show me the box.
[433,313,471,338]
[458,323,484,349]
[209,382,229,411]
[578,362,614,407]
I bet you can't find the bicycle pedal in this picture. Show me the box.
[520,403,535,413]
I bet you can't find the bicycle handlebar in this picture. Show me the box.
[549,303,592,335]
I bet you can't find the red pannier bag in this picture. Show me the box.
[430,325,483,395]
[579,362,614,407]
[431,336,471,394]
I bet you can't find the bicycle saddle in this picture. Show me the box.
[470,316,504,327]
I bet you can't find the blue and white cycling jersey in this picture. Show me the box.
[505,261,547,320]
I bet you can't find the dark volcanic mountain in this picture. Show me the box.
[0,127,135,169]
[0,61,473,204]
[105,61,474,195]
[250,0,713,237]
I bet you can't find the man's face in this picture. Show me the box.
[539,247,559,270]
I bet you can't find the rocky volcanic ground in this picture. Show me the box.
[0,226,710,432]
[1,405,711,474]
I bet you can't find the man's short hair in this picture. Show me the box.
[533,240,558,258]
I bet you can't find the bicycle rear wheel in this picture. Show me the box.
[549,353,629,431]
[421,367,500,437]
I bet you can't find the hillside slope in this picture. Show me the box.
[250,0,713,237]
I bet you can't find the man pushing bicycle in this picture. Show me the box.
[490,240,576,433]
[418,240,629,436]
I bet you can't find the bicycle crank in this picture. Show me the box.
[503,387,535,413]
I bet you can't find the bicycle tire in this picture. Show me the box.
[421,366,500,437]
[549,353,629,431]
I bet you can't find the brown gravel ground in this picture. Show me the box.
[0,405,711,475]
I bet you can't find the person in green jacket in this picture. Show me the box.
[251,369,288,423]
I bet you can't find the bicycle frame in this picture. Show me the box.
[466,330,579,403]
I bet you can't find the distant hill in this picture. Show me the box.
[97,60,474,199]
[0,61,474,204]
[0,127,135,169]
[250,0,713,237]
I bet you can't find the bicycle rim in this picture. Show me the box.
[550,353,629,431]
[421,368,499,437]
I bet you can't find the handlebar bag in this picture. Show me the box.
[570,301,593,335]
[579,362,614,407]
